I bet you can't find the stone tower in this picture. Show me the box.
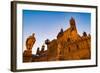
[70,17,77,33]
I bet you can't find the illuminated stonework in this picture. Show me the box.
[23,17,91,62]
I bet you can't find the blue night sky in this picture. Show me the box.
[23,10,91,54]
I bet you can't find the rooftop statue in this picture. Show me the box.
[23,33,36,62]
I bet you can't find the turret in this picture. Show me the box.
[41,45,45,52]
[45,39,50,45]
[57,28,64,39]
[83,32,87,37]
[36,47,40,55]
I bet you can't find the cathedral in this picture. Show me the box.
[23,17,91,62]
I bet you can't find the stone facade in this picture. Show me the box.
[23,17,91,62]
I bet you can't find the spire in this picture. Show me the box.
[69,17,77,32]
[70,17,76,27]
